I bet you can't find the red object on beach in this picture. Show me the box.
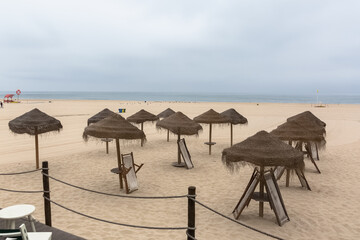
[3,94,14,103]
[16,89,21,95]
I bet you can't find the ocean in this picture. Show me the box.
[1,91,360,104]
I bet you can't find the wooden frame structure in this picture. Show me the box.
[300,142,321,173]
[274,166,311,191]
[233,169,290,226]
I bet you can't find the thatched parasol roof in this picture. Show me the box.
[220,108,248,125]
[156,112,202,136]
[222,131,304,170]
[287,111,326,128]
[127,109,159,124]
[194,109,230,124]
[87,108,121,126]
[157,108,175,119]
[9,108,62,135]
[270,121,326,147]
[83,114,146,141]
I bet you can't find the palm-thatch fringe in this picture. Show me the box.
[127,109,159,124]
[8,108,62,135]
[157,108,176,119]
[156,112,202,135]
[220,108,248,125]
[222,131,304,172]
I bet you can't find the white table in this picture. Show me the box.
[0,204,36,232]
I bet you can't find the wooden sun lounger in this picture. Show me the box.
[305,142,321,173]
[121,153,144,194]
[178,138,194,169]
[273,166,286,180]
[264,170,290,226]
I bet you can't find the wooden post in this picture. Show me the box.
[286,169,291,187]
[116,139,123,189]
[106,139,109,154]
[35,127,39,169]
[177,134,181,165]
[209,123,212,155]
[188,186,196,240]
[42,161,52,226]
[230,124,233,146]
[167,130,170,142]
[259,166,264,217]
[141,123,144,147]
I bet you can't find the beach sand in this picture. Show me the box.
[0,100,359,240]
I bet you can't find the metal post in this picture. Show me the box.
[42,161,52,226]
[188,186,196,240]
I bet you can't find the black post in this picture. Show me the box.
[188,186,196,240]
[42,161,52,226]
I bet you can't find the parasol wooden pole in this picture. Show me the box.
[35,127,39,169]
[209,123,212,155]
[141,122,144,147]
[167,130,170,142]
[178,134,181,165]
[230,124,233,146]
[106,139,109,154]
[286,169,290,187]
[259,165,264,217]
[115,139,123,190]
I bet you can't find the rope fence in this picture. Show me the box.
[0,187,48,194]
[189,198,285,240]
[43,196,191,231]
[0,168,43,175]
[0,161,285,240]
[42,173,188,199]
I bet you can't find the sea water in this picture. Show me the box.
[1,91,360,104]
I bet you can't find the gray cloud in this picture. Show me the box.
[0,0,359,94]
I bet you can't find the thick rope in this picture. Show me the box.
[190,198,285,240]
[0,168,43,175]
[186,230,197,240]
[44,196,190,230]
[0,187,49,194]
[42,173,188,199]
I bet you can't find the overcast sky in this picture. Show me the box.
[0,0,359,94]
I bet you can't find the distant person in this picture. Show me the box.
[0,101,3,108]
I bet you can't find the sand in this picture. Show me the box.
[0,99,359,240]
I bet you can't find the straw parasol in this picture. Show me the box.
[194,109,230,155]
[87,108,121,154]
[270,121,326,148]
[271,118,326,174]
[157,108,175,119]
[127,109,159,146]
[8,108,63,169]
[220,108,248,146]
[87,108,121,126]
[83,114,146,190]
[157,108,176,142]
[156,112,202,167]
[222,130,304,217]
[287,111,326,128]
